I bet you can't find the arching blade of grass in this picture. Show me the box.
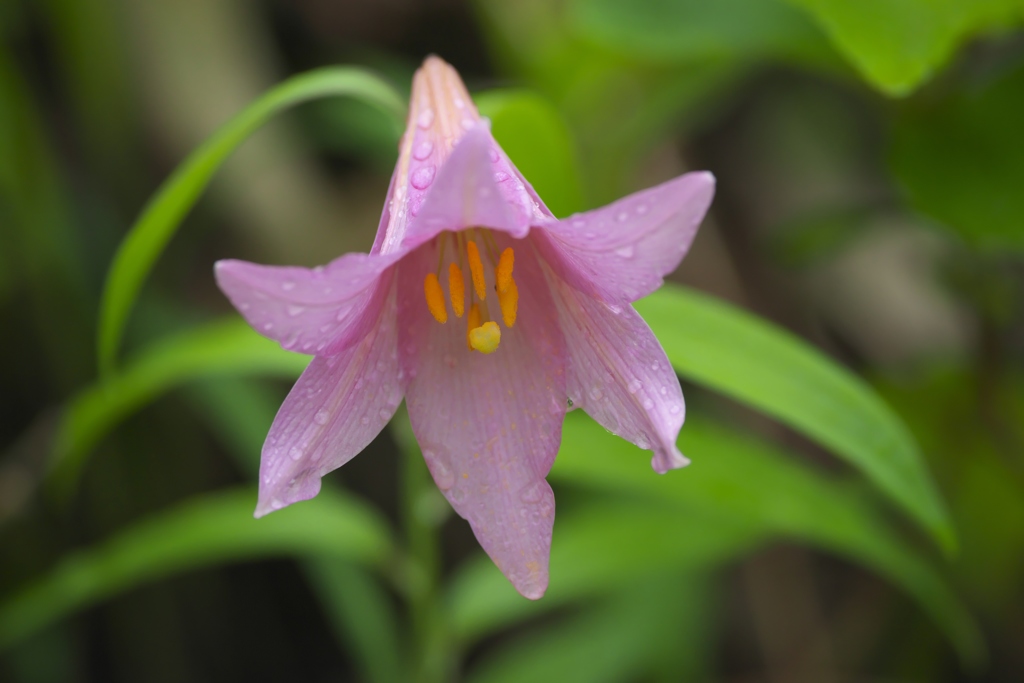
[96,67,405,376]
[638,283,954,554]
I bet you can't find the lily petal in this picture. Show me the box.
[255,280,403,517]
[397,240,566,599]
[215,252,399,356]
[535,171,715,303]
[401,124,534,251]
[548,272,689,474]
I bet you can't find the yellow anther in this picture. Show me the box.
[498,276,518,328]
[424,273,447,324]
[466,302,482,350]
[469,321,501,354]
[466,240,487,300]
[448,262,465,317]
[496,247,514,293]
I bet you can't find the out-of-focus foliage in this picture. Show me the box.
[2,0,1023,681]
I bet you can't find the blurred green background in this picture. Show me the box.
[2,0,1023,681]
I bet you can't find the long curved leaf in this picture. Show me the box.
[0,487,393,651]
[637,283,954,553]
[550,412,984,669]
[96,67,405,376]
[53,318,307,485]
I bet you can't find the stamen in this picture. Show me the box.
[466,240,487,300]
[498,276,518,327]
[469,321,501,354]
[496,247,514,294]
[466,302,481,350]
[424,273,447,323]
[448,262,465,317]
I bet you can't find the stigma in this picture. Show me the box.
[422,231,519,353]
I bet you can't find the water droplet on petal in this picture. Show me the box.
[378,408,390,420]
[417,108,434,129]
[454,96,466,110]
[426,451,455,491]
[615,245,635,258]
[488,148,499,162]
[289,446,303,460]
[281,280,296,291]
[643,398,655,410]
[287,304,306,317]
[411,165,435,190]
[589,387,603,401]
[263,323,274,332]
[660,386,668,395]
[314,410,329,425]
[413,140,433,160]
[572,218,586,229]
[670,404,681,414]
[360,416,370,425]
[628,379,642,394]
[494,171,509,182]
[617,211,629,222]
[636,203,649,215]
[520,480,547,504]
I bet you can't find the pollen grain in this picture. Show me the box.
[466,240,487,300]
[448,262,465,317]
[496,247,514,293]
[424,273,447,323]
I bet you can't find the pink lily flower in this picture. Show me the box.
[215,56,714,599]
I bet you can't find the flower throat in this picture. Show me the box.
[423,229,518,354]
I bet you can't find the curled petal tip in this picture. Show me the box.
[652,447,690,474]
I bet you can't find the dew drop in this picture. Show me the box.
[411,165,435,190]
[314,410,329,425]
[354,378,364,390]
[289,446,303,460]
[488,148,499,162]
[281,280,296,291]
[628,379,642,394]
[584,231,596,239]
[636,203,649,215]
[494,171,509,182]
[413,140,433,160]
[462,118,474,130]
[651,361,659,371]
[572,218,586,229]
[417,108,434,129]
[643,398,655,410]
[287,304,306,317]
[615,245,635,258]
[454,96,466,110]
[660,386,668,395]
[360,416,370,426]
[617,211,629,222]
[263,322,274,332]
[427,451,455,491]
[378,408,390,420]
[319,324,332,333]
[520,480,546,504]
[670,404,681,414]
[589,387,603,401]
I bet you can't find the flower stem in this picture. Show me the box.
[395,413,452,682]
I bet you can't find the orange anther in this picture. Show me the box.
[424,273,447,323]
[466,240,487,300]
[496,247,514,293]
[448,262,465,317]
[498,276,518,327]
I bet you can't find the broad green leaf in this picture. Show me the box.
[638,284,954,553]
[187,380,406,683]
[0,487,393,651]
[53,318,307,486]
[447,499,762,641]
[782,0,1024,95]
[466,573,714,683]
[568,0,833,66]
[890,64,1024,252]
[96,67,405,376]
[476,89,584,217]
[550,413,984,668]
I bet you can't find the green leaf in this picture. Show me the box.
[0,487,393,651]
[96,67,405,376]
[465,573,714,683]
[637,284,954,553]
[550,412,985,669]
[475,89,584,217]
[447,498,761,642]
[53,318,308,486]
[568,0,833,66]
[782,0,1024,95]
[890,64,1024,252]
